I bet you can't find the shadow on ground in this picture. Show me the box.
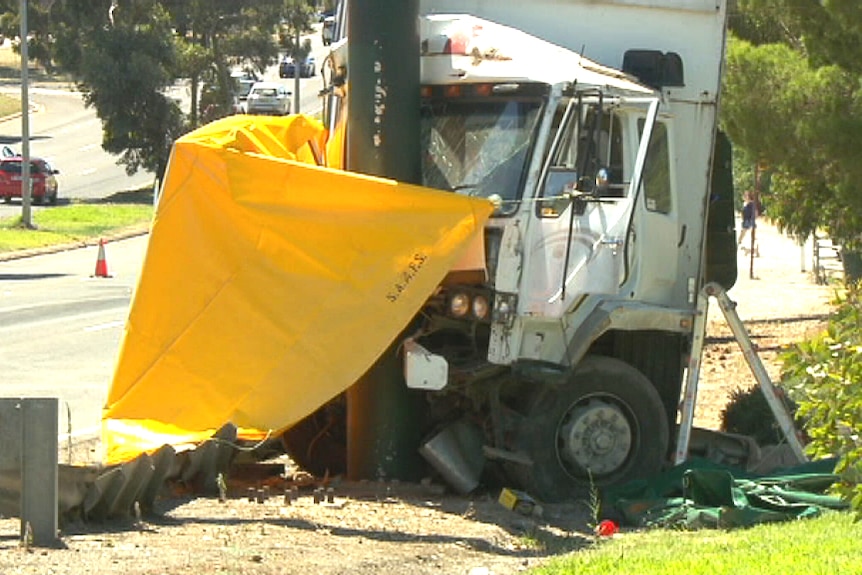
[0,64,75,88]
[97,186,155,205]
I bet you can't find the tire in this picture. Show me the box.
[280,395,347,477]
[48,192,58,205]
[510,355,669,502]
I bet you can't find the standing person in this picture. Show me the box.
[738,191,759,256]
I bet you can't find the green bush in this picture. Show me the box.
[720,385,799,446]
[781,289,862,517]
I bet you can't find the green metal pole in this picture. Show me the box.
[345,0,425,482]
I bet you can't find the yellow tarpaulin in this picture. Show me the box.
[101,114,493,464]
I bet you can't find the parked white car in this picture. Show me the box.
[245,82,292,116]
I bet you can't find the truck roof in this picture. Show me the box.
[419,14,654,96]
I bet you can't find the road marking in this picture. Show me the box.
[84,320,125,332]
[59,425,100,440]
[80,168,97,176]
[78,143,99,152]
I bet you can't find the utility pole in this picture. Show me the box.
[293,26,301,114]
[19,0,34,229]
[346,0,423,482]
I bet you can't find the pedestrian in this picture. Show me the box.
[738,191,760,256]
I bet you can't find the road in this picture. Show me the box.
[0,234,149,445]
[0,86,156,219]
[0,26,330,445]
[0,23,329,220]
[0,85,156,188]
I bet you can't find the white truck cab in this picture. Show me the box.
[304,0,733,501]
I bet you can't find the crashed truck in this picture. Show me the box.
[297,0,736,501]
[102,0,738,503]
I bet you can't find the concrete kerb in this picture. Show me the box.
[0,224,150,263]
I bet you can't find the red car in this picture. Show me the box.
[0,157,60,205]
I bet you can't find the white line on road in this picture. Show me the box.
[78,143,99,152]
[59,425,100,440]
[84,320,125,333]
[79,168,97,176]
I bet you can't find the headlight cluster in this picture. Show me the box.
[447,289,492,321]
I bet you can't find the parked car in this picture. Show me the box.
[322,16,335,45]
[245,82,292,116]
[279,56,316,79]
[231,70,260,113]
[0,157,59,205]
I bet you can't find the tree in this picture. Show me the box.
[723,1,862,250]
[167,0,282,126]
[0,1,57,71]
[729,1,862,518]
[279,0,315,113]
[71,2,184,179]
[0,1,285,178]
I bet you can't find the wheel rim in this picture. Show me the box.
[557,396,634,478]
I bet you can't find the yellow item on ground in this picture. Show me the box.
[101,114,492,464]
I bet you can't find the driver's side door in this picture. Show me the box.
[519,98,657,318]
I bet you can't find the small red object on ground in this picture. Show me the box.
[596,519,619,537]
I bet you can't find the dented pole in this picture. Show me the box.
[346,0,425,482]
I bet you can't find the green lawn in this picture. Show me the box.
[0,92,20,118]
[0,202,154,252]
[532,511,860,575]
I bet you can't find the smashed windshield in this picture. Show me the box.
[420,98,543,215]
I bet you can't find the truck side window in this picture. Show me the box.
[563,107,624,193]
[638,119,671,214]
[538,103,625,217]
[593,111,624,197]
[537,102,578,217]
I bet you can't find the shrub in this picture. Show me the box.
[781,289,862,517]
[720,384,799,446]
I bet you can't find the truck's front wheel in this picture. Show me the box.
[511,356,669,502]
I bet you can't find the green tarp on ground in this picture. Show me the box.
[608,458,848,529]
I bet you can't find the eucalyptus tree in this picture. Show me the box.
[723,0,862,249]
[166,0,283,125]
[0,1,284,178]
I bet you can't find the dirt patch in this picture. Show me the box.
[2,475,593,575]
[0,220,836,574]
[694,221,835,430]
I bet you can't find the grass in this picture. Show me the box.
[0,92,19,117]
[531,511,861,575]
[0,201,154,252]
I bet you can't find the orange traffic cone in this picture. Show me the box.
[94,239,110,278]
